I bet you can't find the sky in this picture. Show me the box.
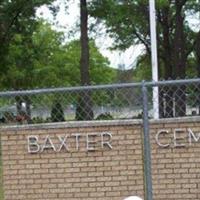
[36,0,144,69]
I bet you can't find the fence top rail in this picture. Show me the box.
[145,78,200,86]
[0,78,200,97]
[0,82,142,97]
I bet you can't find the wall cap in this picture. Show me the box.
[0,119,142,131]
[150,116,200,124]
[0,116,200,131]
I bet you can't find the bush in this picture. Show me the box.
[32,117,46,124]
[95,112,113,120]
[3,112,15,122]
[51,101,65,122]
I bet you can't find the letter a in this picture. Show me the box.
[41,135,56,152]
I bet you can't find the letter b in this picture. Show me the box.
[28,136,40,153]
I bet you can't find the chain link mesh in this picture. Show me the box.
[148,81,200,118]
[0,79,200,126]
[0,84,143,125]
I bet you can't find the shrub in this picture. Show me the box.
[95,112,113,120]
[51,101,65,122]
[32,117,45,124]
[3,112,15,122]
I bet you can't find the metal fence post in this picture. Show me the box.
[142,81,153,200]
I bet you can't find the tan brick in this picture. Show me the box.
[3,121,200,200]
[74,192,89,197]
[106,191,121,196]
[80,187,96,192]
[89,191,105,197]
[34,168,48,174]
[89,182,104,187]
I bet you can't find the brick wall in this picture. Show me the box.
[150,119,200,200]
[1,118,200,200]
[1,121,144,200]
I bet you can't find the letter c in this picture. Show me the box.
[155,130,170,148]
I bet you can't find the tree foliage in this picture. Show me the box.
[88,0,200,117]
[0,20,116,90]
[0,0,56,73]
[88,0,200,79]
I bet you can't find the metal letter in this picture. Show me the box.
[86,133,97,151]
[72,133,81,151]
[41,135,56,152]
[173,129,186,148]
[188,128,200,145]
[155,130,170,148]
[101,132,112,149]
[57,135,69,152]
[27,136,40,153]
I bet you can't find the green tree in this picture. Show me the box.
[63,40,116,86]
[31,21,66,88]
[51,100,65,122]
[0,1,60,119]
[88,0,200,117]
[0,0,56,73]
[0,17,116,120]
[1,21,65,90]
[76,0,93,120]
[1,20,116,89]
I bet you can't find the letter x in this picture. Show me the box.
[58,136,69,152]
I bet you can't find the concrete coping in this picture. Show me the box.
[0,119,142,131]
[0,116,200,131]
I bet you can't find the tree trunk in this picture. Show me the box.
[16,96,22,115]
[173,0,186,117]
[76,0,93,120]
[159,6,174,117]
[195,32,200,115]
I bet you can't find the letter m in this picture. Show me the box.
[188,128,200,144]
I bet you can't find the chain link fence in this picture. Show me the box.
[0,79,200,125]
[147,79,200,119]
[1,78,200,200]
[0,83,142,125]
